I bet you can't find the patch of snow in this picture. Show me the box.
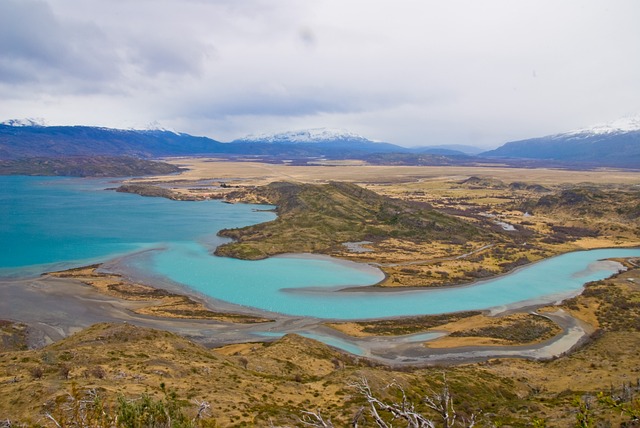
[142,120,181,135]
[563,114,640,137]
[237,128,375,143]
[1,117,48,127]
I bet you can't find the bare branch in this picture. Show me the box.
[300,409,334,427]
[350,377,436,428]
[193,399,211,421]
[44,413,62,428]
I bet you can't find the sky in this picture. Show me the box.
[1,0,639,148]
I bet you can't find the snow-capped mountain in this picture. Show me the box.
[0,122,406,160]
[141,120,181,135]
[481,115,640,168]
[1,118,48,127]
[230,128,407,156]
[564,114,640,137]
[0,122,225,159]
[234,128,375,144]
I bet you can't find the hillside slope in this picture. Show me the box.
[215,181,497,260]
[482,130,640,167]
[0,156,182,177]
[0,124,226,159]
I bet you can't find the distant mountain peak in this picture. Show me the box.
[1,117,48,127]
[141,120,181,135]
[480,115,640,168]
[565,114,640,136]
[236,128,376,143]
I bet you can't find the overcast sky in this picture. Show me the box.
[1,0,639,148]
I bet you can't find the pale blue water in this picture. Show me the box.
[2,176,639,320]
[149,243,639,319]
[0,176,278,276]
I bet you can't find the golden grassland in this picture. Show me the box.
[124,159,640,350]
[138,159,640,187]
[326,312,562,349]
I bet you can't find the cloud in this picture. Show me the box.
[177,79,432,122]
[0,0,219,91]
[0,0,121,88]
[124,35,215,78]
[1,0,639,147]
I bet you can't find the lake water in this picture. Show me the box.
[2,176,639,320]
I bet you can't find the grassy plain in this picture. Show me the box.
[139,159,640,186]
[127,159,640,349]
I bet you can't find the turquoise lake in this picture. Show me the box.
[2,176,639,320]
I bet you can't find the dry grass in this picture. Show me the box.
[327,312,561,348]
[130,160,640,289]
[136,159,640,187]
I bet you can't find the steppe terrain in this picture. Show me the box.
[2,159,640,426]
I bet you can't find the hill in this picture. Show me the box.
[214,181,497,260]
[0,124,413,160]
[0,156,182,177]
[3,119,640,169]
[0,123,471,163]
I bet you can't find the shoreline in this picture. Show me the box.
[338,246,638,294]
[47,264,274,324]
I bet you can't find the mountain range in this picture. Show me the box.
[481,116,640,168]
[1,117,639,168]
[0,123,468,160]
[0,123,224,159]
